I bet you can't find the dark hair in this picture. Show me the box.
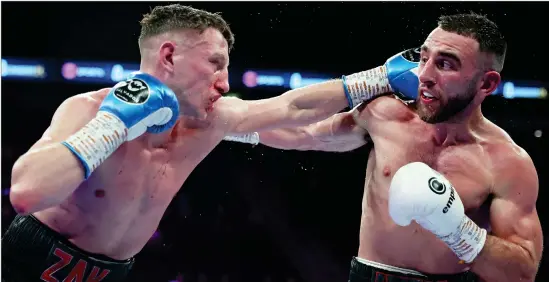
[438,13,506,72]
[139,4,234,51]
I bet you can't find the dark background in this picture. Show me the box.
[2,2,548,282]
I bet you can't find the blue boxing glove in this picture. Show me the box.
[62,72,179,179]
[342,47,420,108]
[99,72,180,139]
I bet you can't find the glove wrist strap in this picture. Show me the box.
[62,111,128,179]
[223,132,260,145]
[342,65,393,108]
[437,216,487,264]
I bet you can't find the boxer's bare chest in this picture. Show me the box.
[359,118,493,273]
[78,125,223,212]
[358,119,495,272]
[366,120,494,218]
[36,120,227,258]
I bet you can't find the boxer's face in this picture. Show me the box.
[416,27,484,124]
[167,28,230,119]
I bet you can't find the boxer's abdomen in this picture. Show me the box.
[356,124,493,274]
[32,121,228,260]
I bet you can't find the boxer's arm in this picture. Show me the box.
[10,90,106,215]
[469,151,542,282]
[227,79,350,133]
[258,111,368,152]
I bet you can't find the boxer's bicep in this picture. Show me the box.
[228,80,349,134]
[306,111,368,152]
[489,156,543,266]
[225,95,291,133]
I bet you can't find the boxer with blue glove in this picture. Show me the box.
[342,47,420,108]
[3,71,180,282]
[223,47,421,146]
[62,71,179,179]
[229,13,542,282]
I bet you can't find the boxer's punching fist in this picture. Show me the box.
[388,162,487,264]
[342,47,420,108]
[62,72,180,179]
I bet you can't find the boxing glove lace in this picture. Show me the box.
[342,47,420,108]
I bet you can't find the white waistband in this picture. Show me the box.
[355,257,427,277]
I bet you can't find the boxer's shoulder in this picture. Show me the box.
[489,140,536,180]
[354,95,415,123]
[60,88,111,110]
[90,87,112,100]
[481,118,530,159]
[480,123,538,196]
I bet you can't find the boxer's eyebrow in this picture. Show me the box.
[211,53,229,68]
[421,45,461,66]
[438,51,461,66]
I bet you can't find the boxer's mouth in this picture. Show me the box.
[210,94,222,103]
[206,94,222,112]
[420,91,438,104]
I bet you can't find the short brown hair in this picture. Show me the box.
[139,4,235,51]
[438,13,506,72]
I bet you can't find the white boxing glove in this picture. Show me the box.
[388,162,487,264]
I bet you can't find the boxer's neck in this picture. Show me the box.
[432,107,484,147]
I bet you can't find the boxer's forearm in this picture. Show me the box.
[234,80,349,133]
[285,79,349,118]
[258,128,315,151]
[10,143,85,214]
[470,235,538,282]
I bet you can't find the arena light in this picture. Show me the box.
[502,82,547,99]
[2,57,549,100]
[242,69,331,89]
[61,61,108,82]
[289,72,331,89]
[242,70,285,88]
[110,64,140,82]
[61,61,140,84]
[1,58,47,79]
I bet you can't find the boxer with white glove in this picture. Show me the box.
[62,71,180,179]
[342,47,420,108]
[388,162,487,264]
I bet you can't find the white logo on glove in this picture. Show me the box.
[443,187,456,214]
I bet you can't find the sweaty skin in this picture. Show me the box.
[356,97,494,274]
[259,25,542,281]
[17,88,324,260]
[9,27,351,260]
[18,89,221,259]
[259,95,542,279]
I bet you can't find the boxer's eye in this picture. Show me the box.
[437,59,454,71]
[209,58,224,70]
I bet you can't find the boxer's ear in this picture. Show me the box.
[159,41,176,73]
[479,70,500,97]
